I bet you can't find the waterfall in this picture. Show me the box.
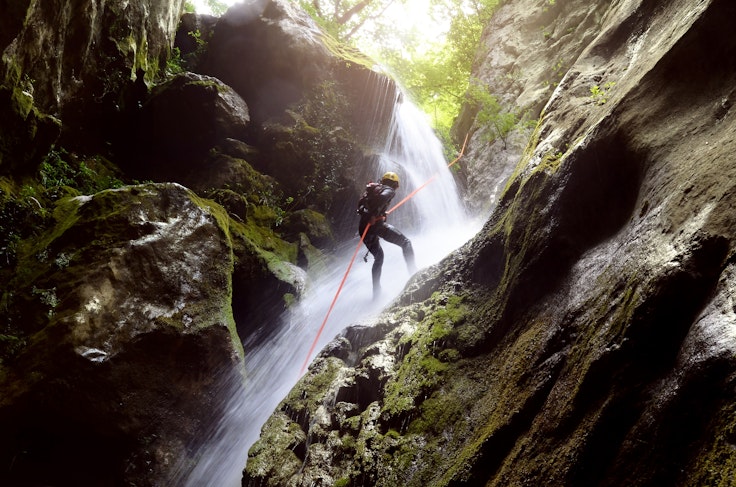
[175,95,482,486]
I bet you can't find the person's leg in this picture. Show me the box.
[364,233,384,296]
[379,224,416,273]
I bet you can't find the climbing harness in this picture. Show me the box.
[299,135,469,375]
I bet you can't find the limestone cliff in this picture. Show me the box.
[244,0,736,486]
[1,183,243,485]
[0,0,185,172]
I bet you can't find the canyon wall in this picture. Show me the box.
[244,0,736,485]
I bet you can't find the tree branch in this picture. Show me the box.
[342,0,396,39]
[312,0,323,17]
[337,0,372,25]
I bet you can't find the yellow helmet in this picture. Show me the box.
[381,171,400,187]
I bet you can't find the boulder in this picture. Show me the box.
[199,0,399,157]
[201,0,344,124]
[123,71,251,184]
[0,183,244,486]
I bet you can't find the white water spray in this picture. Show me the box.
[176,96,483,486]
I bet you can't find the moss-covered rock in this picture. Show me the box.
[0,86,61,176]
[281,209,335,250]
[0,182,245,485]
[120,71,251,182]
[188,0,400,235]
[1,0,185,162]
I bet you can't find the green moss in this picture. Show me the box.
[190,192,233,242]
[246,413,305,481]
[228,210,294,260]
[188,79,227,92]
[537,149,564,174]
[343,415,362,432]
[382,293,469,419]
[682,404,736,485]
[436,332,547,484]
[408,394,463,436]
[501,115,544,199]
[116,32,159,83]
[11,86,34,119]
[318,33,376,71]
[334,478,351,487]
[283,357,344,419]
[11,195,82,287]
[182,193,244,353]
[340,433,357,451]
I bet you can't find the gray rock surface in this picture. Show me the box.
[0,183,244,485]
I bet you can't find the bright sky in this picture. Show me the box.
[188,0,449,50]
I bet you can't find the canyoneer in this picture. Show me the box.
[357,171,417,299]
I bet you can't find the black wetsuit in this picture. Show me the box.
[358,183,416,295]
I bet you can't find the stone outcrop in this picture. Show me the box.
[244,0,736,485]
[0,183,243,486]
[455,0,611,214]
[175,0,400,234]
[122,71,252,187]
[0,0,185,172]
[198,0,397,137]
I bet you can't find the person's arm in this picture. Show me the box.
[373,186,395,219]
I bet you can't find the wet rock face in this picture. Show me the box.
[122,71,251,184]
[457,0,611,214]
[245,0,736,485]
[202,0,333,125]
[194,0,398,145]
[2,0,184,115]
[0,183,244,486]
[0,0,185,172]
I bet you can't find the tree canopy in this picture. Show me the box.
[298,0,503,146]
[298,0,405,41]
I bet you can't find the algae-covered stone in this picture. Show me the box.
[0,182,245,486]
[282,209,335,250]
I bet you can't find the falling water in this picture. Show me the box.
[175,94,483,486]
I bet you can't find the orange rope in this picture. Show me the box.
[299,133,469,375]
[300,222,372,375]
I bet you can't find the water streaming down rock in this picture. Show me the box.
[177,94,483,486]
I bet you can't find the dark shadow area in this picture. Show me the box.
[567,235,728,486]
